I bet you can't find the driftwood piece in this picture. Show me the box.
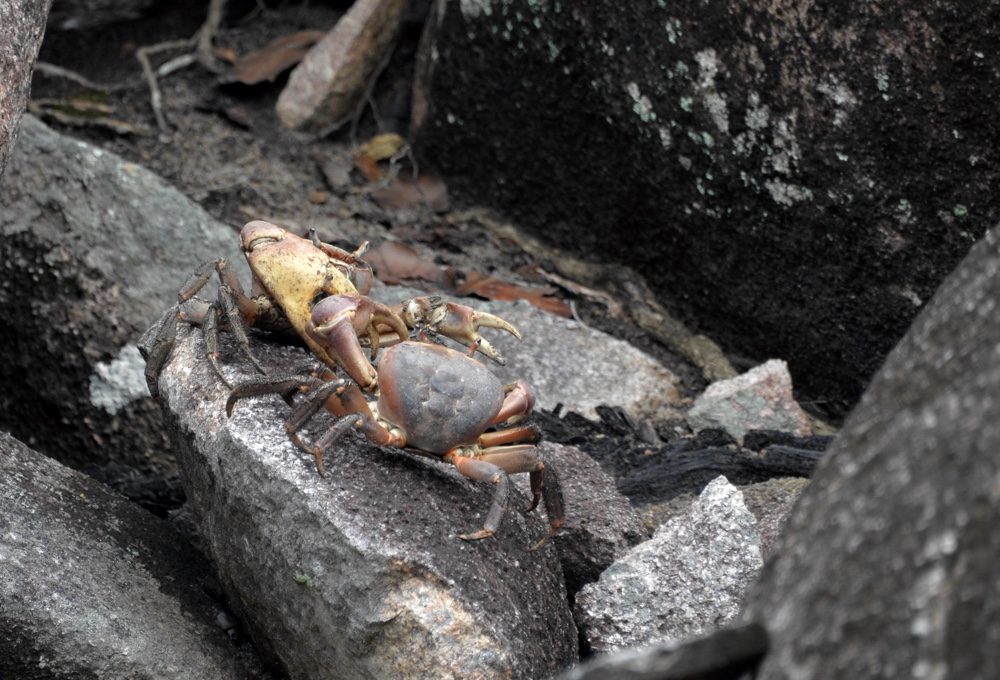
[617,446,822,505]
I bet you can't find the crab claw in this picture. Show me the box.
[309,294,408,390]
[397,297,521,365]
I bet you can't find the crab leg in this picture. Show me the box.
[392,297,522,365]
[227,368,403,476]
[494,380,536,424]
[444,455,512,541]
[143,257,268,398]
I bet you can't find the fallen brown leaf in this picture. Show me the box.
[220,29,326,86]
[456,271,572,318]
[372,166,451,213]
[365,241,450,286]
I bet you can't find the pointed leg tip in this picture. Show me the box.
[459,528,495,541]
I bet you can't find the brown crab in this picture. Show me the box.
[226,294,565,542]
[143,220,521,400]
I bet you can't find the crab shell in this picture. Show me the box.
[375,342,505,454]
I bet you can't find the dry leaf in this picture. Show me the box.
[365,241,450,286]
[372,166,450,213]
[353,133,408,182]
[457,271,573,318]
[357,133,407,162]
[220,29,326,86]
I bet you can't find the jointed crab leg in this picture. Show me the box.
[143,258,269,398]
[391,296,522,365]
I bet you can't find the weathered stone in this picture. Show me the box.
[0,0,49,181]
[276,0,408,133]
[0,115,245,494]
[575,477,762,654]
[515,442,645,597]
[687,360,812,441]
[413,0,1000,417]
[153,324,579,679]
[0,431,253,679]
[742,226,1000,676]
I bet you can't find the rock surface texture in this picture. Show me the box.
[575,477,762,654]
[153,324,579,679]
[687,359,812,441]
[373,288,683,424]
[0,115,246,501]
[414,0,1000,416]
[0,0,49,180]
[743,225,1000,677]
[0,431,250,679]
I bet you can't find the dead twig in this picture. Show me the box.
[33,61,143,92]
[136,38,192,132]
[136,0,229,133]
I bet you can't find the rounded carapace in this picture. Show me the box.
[376,342,505,454]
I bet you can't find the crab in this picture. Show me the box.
[225,294,565,542]
[143,220,521,400]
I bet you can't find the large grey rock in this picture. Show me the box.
[742,227,1000,676]
[0,115,245,481]
[0,431,251,679]
[575,477,762,654]
[414,0,1000,416]
[153,323,579,679]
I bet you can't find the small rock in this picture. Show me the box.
[575,477,763,654]
[276,0,409,133]
[687,359,812,441]
[0,431,253,678]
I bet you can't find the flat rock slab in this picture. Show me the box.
[0,431,249,679]
[154,324,579,679]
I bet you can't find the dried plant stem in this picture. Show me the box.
[136,0,229,132]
